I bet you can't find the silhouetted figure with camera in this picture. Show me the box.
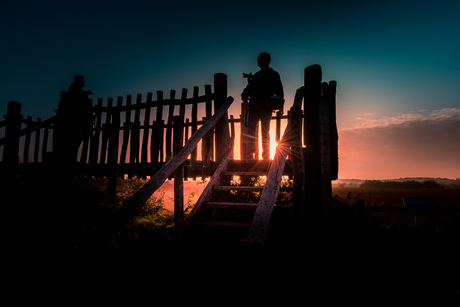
[54,75,94,171]
[242,52,284,160]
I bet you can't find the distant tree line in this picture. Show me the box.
[359,180,446,189]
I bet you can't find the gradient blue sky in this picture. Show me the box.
[1,0,459,178]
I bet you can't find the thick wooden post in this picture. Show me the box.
[319,82,332,219]
[89,98,103,168]
[326,81,338,180]
[173,116,184,236]
[290,89,305,230]
[108,96,122,195]
[214,73,229,163]
[304,65,326,225]
[3,101,23,174]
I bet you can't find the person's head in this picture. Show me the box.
[257,52,271,69]
[73,75,86,88]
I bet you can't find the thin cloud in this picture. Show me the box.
[338,107,460,179]
[350,107,460,129]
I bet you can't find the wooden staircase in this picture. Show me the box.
[181,159,294,246]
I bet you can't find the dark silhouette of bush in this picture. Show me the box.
[360,180,443,189]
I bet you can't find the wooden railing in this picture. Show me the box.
[244,88,304,244]
[0,74,230,182]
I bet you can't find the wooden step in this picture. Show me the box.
[225,171,268,176]
[213,185,293,192]
[204,201,291,209]
[227,160,271,172]
[227,159,293,175]
[204,201,258,209]
[194,221,252,229]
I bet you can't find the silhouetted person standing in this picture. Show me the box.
[242,52,284,159]
[54,75,94,168]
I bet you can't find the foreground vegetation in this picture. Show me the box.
[4,176,459,299]
[5,177,460,259]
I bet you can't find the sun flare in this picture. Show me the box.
[258,130,277,160]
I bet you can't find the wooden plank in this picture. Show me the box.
[304,64,327,223]
[108,96,122,166]
[244,104,299,244]
[119,96,234,226]
[213,185,292,192]
[96,94,210,112]
[165,90,176,161]
[230,115,235,146]
[191,87,199,163]
[42,123,49,161]
[326,81,338,180]
[173,115,184,236]
[89,98,103,166]
[33,118,41,163]
[179,88,187,123]
[183,148,232,231]
[195,221,251,229]
[155,91,164,163]
[225,171,267,176]
[141,92,152,165]
[119,94,131,166]
[130,94,142,166]
[23,116,32,163]
[204,202,258,209]
[205,85,212,122]
[318,95,332,217]
[80,123,90,164]
[289,104,305,229]
[204,84,213,161]
[108,96,122,194]
[150,120,162,166]
[100,98,112,164]
[245,147,287,244]
[214,73,229,162]
[184,119,190,143]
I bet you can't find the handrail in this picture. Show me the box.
[116,96,234,220]
[180,146,233,237]
[244,88,303,244]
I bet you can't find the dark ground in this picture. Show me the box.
[3,177,460,302]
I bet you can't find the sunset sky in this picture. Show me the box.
[1,0,459,179]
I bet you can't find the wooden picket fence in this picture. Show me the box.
[0,74,232,179]
[0,73,294,181]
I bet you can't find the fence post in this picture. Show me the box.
[3,101,23,177]
[108,96,122,195]
[326,81,338,180]
[173,116,184,237]
[290,94,305,233]
[304,65,327,228]
[214,73,230,163]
